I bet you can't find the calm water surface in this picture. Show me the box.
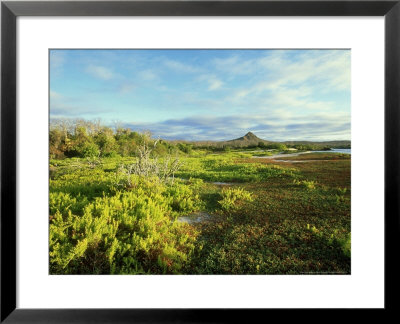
[315,149,351,154]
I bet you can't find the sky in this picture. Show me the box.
[50,49,350,141]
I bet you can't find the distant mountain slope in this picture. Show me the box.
[168,132,351,149]
[225,132,271,147]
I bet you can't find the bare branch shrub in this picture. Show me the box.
[117,134,183,186]
[86,151,102,169]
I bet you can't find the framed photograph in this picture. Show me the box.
[1,0,399,322]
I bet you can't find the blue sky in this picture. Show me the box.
[50,49,350,141]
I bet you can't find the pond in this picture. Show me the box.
[253,148,351,159]
[313,148,351,154]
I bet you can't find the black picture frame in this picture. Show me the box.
[1,0,399,322]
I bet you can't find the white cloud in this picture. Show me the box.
[213,55,256,75]
[86,65,115,80]
[50,90,62,100]
[50,51,66,77]
[197,74,224,91]
[50,51,65,69]
[208,78,223,91]
[118,83,136,94]
[163,59,202,73]
[213,50,350,94]
[138,69,158,81]
[216,51,350,122]
[50,90,113,117]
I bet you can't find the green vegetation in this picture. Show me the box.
[275,152,351,161]
[49,120,351,274]
[218,187,254,211]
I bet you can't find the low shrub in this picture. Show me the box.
[294,179,317,190]
[218,187,254,211]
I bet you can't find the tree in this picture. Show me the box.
[95,127,117,157]
[49,128,65,158]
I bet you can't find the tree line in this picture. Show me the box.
[49,119,193,159]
